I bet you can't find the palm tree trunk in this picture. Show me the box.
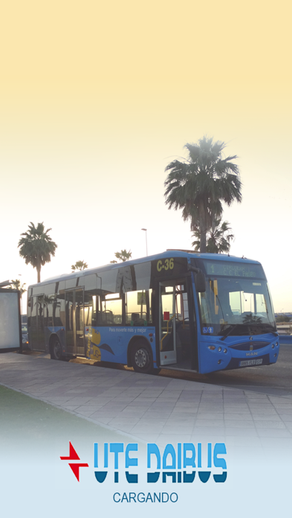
[199,202,207,253]
[37,262,41,283]
[200,228,207,253]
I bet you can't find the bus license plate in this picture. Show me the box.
[239,358,263,367]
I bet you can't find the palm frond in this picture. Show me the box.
[18,222,57,282]
[164,136,241,252]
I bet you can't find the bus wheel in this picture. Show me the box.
[50,337,62,360]
[132,343,153,374]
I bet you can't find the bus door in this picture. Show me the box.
[159,280,193,368]
[65,289,85,356]
[159,282,177,366]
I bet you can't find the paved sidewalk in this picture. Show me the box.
[1,352,292,452]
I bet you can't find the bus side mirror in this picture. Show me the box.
[195,270,206,293]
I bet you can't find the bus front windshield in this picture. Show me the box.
[198,276,276,336]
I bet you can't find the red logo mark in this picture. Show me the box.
[60,442,89,481]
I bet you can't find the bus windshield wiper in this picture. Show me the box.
[248,323,278,336]
[220,322,278,340]
[220,324,242,341]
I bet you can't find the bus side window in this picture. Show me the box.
[83,293,98,327]
[198,292,211,324]
[175,286,190,324]
[100,293,122,325]
[124,290,152,326]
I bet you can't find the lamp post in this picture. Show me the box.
[141,228,148,256]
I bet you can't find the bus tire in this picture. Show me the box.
[50,336,62,361]
[131,342,153,374]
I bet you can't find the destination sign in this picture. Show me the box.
[201,260,265,279]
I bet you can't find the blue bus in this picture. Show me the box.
[27,251,279,374]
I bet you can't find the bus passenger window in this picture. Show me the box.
[83,293,99,327]
[124,290,152,325]
[100,294,122,325]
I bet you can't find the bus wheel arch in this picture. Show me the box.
[128,337,154,374]
[50,334,62,360]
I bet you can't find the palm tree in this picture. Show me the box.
[9,279,27,314]
[10,279,27,296]
[71,260,88,272]
[18,222,57,283]
[110,250,132,263]
[192,217,234,253]
[164,136,241,252]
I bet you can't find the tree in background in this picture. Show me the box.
[110,250,132,263]
[10,279,27,296]
[275,314,291,323]
[192,217,234,253]
[164,136,241,252]
[18,222,57,283]
[9,279,27,314]
[71,260,88,272]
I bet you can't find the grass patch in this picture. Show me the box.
[0,384,140,453]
